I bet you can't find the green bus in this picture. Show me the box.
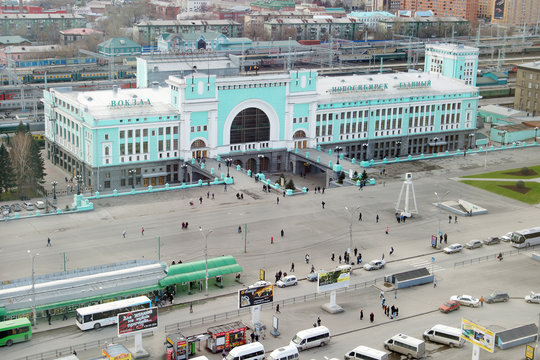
[0,318,32,346]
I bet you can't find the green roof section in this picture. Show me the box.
[98,37,141,49]
[182,31,224,42]
[159,255,242,287]
[250,0,295,10]
[0,35,29,45]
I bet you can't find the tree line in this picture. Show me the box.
[0,123,46,200]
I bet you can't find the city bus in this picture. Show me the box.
[0,318,32,346]
[75,296,152,330]
[511,227,540,248]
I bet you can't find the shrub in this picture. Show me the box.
[337,172,346,184]
[521,167,533,176]
[516,180,526,189]
[285,179,295,190]
[361,170,368,181]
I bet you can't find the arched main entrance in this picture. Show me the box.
[230,108,270,144]
[293,130,307,149]
[191,139,207,159]
[246,158,256,171]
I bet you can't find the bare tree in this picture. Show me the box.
[282,26,298,41]
[9,132,33,199]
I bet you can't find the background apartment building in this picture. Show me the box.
[400,0,478,23]
[514,62,540,116]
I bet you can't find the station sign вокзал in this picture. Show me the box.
[238,284,274,308]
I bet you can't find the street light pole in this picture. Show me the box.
[75,175,82,195]
[257,154,264,174]
[335,146,343,165]
[535,127,538,144]
[27,250,38,326]
[199,227,212,296]
[396,141,402,158]
[51,181,57,202]
[128,169,136,189]
[345,206,360,257]
[434,191,449,240]
[362,143,368,161]
[225,158,232,178]
[181,164,188,183]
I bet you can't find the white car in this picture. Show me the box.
[500,232,513,242]
[363,259,386,271]
[465,240,483,249]
[443,243,463,254]
[450,294,480,307]
[276,275,297,288]
[249,280,271,289]
[525,292,540,304]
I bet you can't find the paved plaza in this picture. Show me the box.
[1,146,540,360]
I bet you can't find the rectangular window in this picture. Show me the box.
[191,126,194,132]
[143,129,148,137]
[203,125,207,131]
[128,143,133,154]
[166,127,171,135]
[143,141,148,152]
[159,128,164,136]
[158,140,163,151]
[136,129,140,137]
[173,127,178,134]
[120,131,125,139]
[173,139,178,149]
[166,139,171,150]
[128,130,133,138]
[136,143,140,153]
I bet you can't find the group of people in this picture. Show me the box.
[274,270,289,283]
[331,248,362,265]
[181,222,189,229]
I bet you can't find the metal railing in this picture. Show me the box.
[16,278,383,360]
[454,244,539,268]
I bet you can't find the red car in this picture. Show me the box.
[439,300,460,313]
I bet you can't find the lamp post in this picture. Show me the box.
[345,206,360,258]
[432,137,439,153]
[257,154,264,174]
[434,191,449,240]
[128,169,136,189]
[51,181,57,201]
[75,175,82,195]
[27,250,39,326]
[181,164,188,183]
[225,158,233,178]
[362,143,368,161]
[468,133,475,150]
[335,146,343,165]
[535,127,539,144]
[501,130,507,147]
[395,141,402,157]
[199,226,212,296]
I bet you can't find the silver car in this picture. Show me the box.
[443,243,463,254]
[465,240,483,249]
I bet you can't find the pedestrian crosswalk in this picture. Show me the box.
[404,258,445,273]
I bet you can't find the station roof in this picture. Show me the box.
[478,105,524,117]
[392,268,431,282]
[517,61,540,71]
[316,71,477,102]
[496,323,537,343]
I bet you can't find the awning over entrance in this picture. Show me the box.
[159,255,242,287]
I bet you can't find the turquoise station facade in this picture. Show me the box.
[43,64,479,191]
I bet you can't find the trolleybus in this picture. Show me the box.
[75,296,152,330]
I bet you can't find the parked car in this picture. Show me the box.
[336,264,353,273]
[22,201,34,211]
[525,292,540,304]
[443,243,463,254]
[500,232,513,242]
[1,204,10,215]
[439,300,460,313]
[307,269,325,282]
[450,294,480,307]
[363,260,386,271]
[485,292,509,303]
[465,240,483,249]
[35,201,45,209]
[250,280,271,289]
[483,236,501,246]
[10,203,21,212]
[276,275,297,288]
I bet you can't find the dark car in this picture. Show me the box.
[485,292,509,303]
[484,236,501,246]
[439,300,460,313]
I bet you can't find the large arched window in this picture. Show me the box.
[191,139,206,148]
[230,108,270,144]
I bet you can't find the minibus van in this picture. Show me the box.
[225,342,264,360]
[383,334,425,359]
[267,344,299,360]
[290,326,331,350]
[423,324,464,347]
[344,345,389,360]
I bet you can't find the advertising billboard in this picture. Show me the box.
[238,284,273,308]
[493,0,505,20]
[461,318,495,353]
[117,307,158,336]
[317,268,351,292]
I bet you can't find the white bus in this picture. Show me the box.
[511,227,540,248]
[384,334,425,359]
[75,296,152,330]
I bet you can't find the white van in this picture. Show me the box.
[423,324,464,348]
[345,345,389,360]
[190,357,210,360]
[267,344,299,360]
[383,334,425,359]
[225,342,264,360]
[290,326,330,351]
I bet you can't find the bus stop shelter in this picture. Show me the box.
[384,268,434,289]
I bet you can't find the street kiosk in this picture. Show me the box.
[206,321,247,353]
[102,343,132,360]
[166,332,196,360]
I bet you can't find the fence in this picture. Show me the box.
[453,244,539,268]
[16,278,383,360]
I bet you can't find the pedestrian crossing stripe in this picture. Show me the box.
[404,258,445,273]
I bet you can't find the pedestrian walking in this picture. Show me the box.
[141,227,144,235]
[281,229,284,237]
[394,289,397,299]
[331,253,335,261]
[338,255,342,264]
[250,332,255,343]
[390,246,394,255]
[376,214,379,223]
[370,312,374,323]
[395,308,399,317]
[212,193,215,199]
[385,226,389,234]
[207,191,210,199]
[276,304,280,313]
[322,187,325,194]
[358,212,362,221]
[47,237,51,247]
[218,163,221,170]
[305,254,310,263]
[480,296,484,307]
[454,215,458,223]
[290,262,295,272]
[122,230,126,238]
[444,233,448,243]
[434,279,437,288]
[271,236,274,244]
[449,215,452,224]
[317,317,321,326]
[321,201,325,209]
[354,247,358,256]
[276,197,279,205]
[360,309,364,320]
[199,197,203,204]
[380,290,385,299]
[46,310,51,325]
[381,253,385,260]
[311,265,315,273]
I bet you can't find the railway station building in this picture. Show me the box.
[43,47,479,191]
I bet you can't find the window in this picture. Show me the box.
[230,107,270,144]
[120,131,125,139]
[104,134,109,140]
[136,129,140,137]
[159,128,163,135]
[143,129,148,137]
